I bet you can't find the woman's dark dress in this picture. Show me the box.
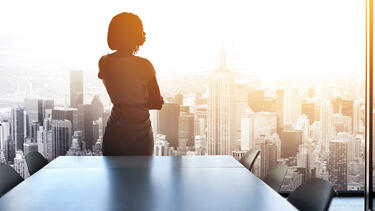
[98,54,163,156]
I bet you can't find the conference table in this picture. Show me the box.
[0,156,297,211]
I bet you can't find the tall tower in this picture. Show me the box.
[24,99,43,126]
[11,107,25,152]
[70,70,83,108]
[328,140,347,191]
[51,120,72,159]
[91,95,104,121]
[283,87,301,127]
[320,100,333,152]
[77,104,93,151]
[207,48,236,155]
[157,103,180,147]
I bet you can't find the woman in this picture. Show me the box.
[98,12,164,156]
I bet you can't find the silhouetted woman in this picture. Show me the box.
[98,12,164,156]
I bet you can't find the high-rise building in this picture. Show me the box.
[0,121,10,152]
[66,131,86,156]
[24,99,43,126]
[257,136,277,178]
[28,121,40,142]
[320,100,333,152]
[263,97,276,113]
[276,89,284,134]
[154,134,171,156]
[207,48,236,155]
[194,136,206,155]
[70,70,83,108]
[13,151,26,178]
[328,140,347,190]
[240,111,277,151]
[283,87,301,127]
[5,137,15,164]
[234,84,249,141]
[91,95,104,121]
[294,115,310,143]
[175,94,183,105]
[280,129,302,158]
[332,98,353,117]
[333,113,352,133]
[51,120,72,159]
[157,103,180,147]
[11,107,25,151]
[77,104,93,150]
[23,138,38,155]
[301,100,315,123]
[178,112,194,148]
[37,126,49,159]
[149,110,159,135]
[52,107,78,134]
[353,100,362,135]
[93,120,100,144]
[248,89,264,112]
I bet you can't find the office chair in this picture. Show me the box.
[239,149,260,170]
[287,178,335,211]
[262,164,288,192]
[25,152,49,176]
[0,164,24,197]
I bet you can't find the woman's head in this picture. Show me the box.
[107,12,146,54]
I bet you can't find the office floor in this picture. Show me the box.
[329,197,363,211]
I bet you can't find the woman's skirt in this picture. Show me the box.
[103,105,154,156]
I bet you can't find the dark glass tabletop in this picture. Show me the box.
[0,156,296,211]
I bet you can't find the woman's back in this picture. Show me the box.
[99,54,155,105]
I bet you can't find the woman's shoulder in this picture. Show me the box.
[133,56,153,66]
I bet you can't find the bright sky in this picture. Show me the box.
[0,0,365,81]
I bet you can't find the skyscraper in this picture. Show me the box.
[178,112,194,148]
[43,99,55,121]
[283,87,301,127]
[91,95,104,121]
[157,103,180,147]
[320,100,333,152]
[11,107,25,151]
[257,135,277,178]
[51,120,72,159]
[77,104,93,150]
[24,98,43,125]
[154,134,172,156]
[14,151,26,178]
[276,89,284,134]
[207,48,236,155]
[0,121,10,152]
[175,94,183,105]
[240,111,278,151]
[52,107,77,134]
[352,100,362,135]
[280,129,302,158]
[70,70,83,108]
[301,100,315,123]
[23,138,38,155]
[248,89,264,112]
[328,140,347,191]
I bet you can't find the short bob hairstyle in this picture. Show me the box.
[107,12,146,54]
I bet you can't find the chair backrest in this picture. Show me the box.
[287,178,335,211]
[0,164,24,197]
[262,164,288,192]
[25,152,49,176]
[239,149,260,170]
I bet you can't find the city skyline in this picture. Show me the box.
[0,47,367,192]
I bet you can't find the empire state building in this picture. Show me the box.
[207,48,236,155]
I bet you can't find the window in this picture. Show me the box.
[0,0,365,198]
